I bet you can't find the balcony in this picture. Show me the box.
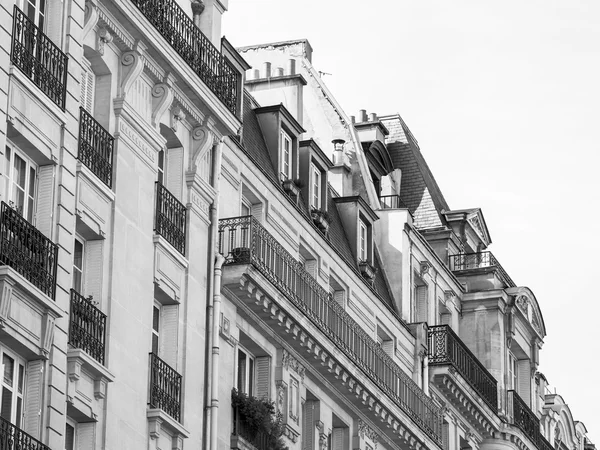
[0,416,49,450]
[449,251,515,288]
[219,216,442,446]
[68,289,107,365]
[78,108,114,188]
[155,182,187,256]
[0,202,58,299]
[130,0,240,115]
[379,194,409,210]
[149,352,182,422]
[10,5,68,109]
[428,325,498,410]
[231,407,269,450]
[509,390,553,450]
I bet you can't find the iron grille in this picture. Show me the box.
[449,251,516,287]
[10,5,68,109]
[130,0,240,115]
[69,289,107,365]
[78,108,114,188]
[0,202,58,299]
[218,215,443,444]
[428,325,498,410]
[509,390,553,450]
[0,415,50,450]
[149,352,182,422]
[232,407,269,450]
[154,182,187,256]
[379,194,409,210]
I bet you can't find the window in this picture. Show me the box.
[241,198,251,217]
[508,353,517,390]
[329,274,346,308]
[0,349,25,428]
[73,238,84,293]
[17,0,46,29]
[4,145,37,223]
[414,283,428,323]
[358,219,368,262]
[236,347,255,397]
[311,163,321,209]
[152,304,160,355]
[80,59,95,114]
[65,422,75,450]
[157,149,165,185]
[280,130,292,180]
[376,324,394,357]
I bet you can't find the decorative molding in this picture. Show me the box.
[171,106,186,132]
[96,27,113,56]
[358,419,380,447]
[82,0,100,42]
[420,261,433,277]
[283,424,299,444]
[97,5,135,50]
[281,349,306,382]
[151,73,176,127]
[275,380,287,415]
[119,41,146,98]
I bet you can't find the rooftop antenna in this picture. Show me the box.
[318,71,332,78]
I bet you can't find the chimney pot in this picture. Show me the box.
[263,62,271,78]
[350,115,355,124]
[369,113,377,122]
[287,59,296,75]
[359,109,367,122]
[275,67,284,77]
[253,69,260,79]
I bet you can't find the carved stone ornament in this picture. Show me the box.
[171,106,186,132]
[190,120,218,173]
[191,0,205,15]
[119,41,146,98]
[97,27,113,56]
[82,0,99,41]
[275,380,287,414]
[282,349,306,382]
[420,261,433,277]
[465,430,474,442]
[358,419,379,445]
[151,73,176,127]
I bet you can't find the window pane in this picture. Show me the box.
[0,387,12,422]
[65,423,75,450]
[153,306,160,333]
[13,155,26,190]
[3,355,14,386]
[74,240,83,270]
[248,357,254,397]
[237,350,246,393]
[17,365,23,394]
[15,397,22,429]
[152,334,159,355]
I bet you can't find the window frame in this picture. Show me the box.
[508,352,517,391]
[311,163,321,209]
[280,130,293,180]
[358,219,368,262]
[236,346,255,397]
[17,0,46,30]
[4,143,38,224]
[152,303,160,356]
[72,237,85,294]
[0,347,26,428]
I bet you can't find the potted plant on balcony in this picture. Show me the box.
[231,389,287,450]
[311,208,332,233]
[359,260,377,282]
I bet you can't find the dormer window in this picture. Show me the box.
[311,163,321,209]
[280,130,293,180]
[359,219,368,262]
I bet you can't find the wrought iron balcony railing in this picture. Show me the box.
[0,202,58,299]
[10,5,68,109]
[232,407,269,450]
[509,390,553,450]
[379,194,409,210]
[149,352,182,422]
[428,325,498,410]
[449,251,516,287]
[68,289,107,365]
[0,415,50,450]
[130,0,240,115]
[155,182,187,256]
[218,215,443,443]
[78,108,114,188]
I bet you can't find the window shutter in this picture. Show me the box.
[302,401,315,450]
[332,428,344,450]
[304,260,318,279]
[80,64,95,113]
[254,356,270,400]
[159,305,179,368]
[517,359,531,406]
[381,339,394,357]
[333,291,345,308]
[415,286,428,323]
[165,147,183,201]
[35,165,54,238]
[442,421,450,450]
[78,422,95,449]
[251,203,263,221]
[23,360,43,438]
[441,313,452,326]
[83,240,103,302]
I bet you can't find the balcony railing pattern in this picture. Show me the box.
[232,407,269,450]
[10,6,68,109]
[428,325,498,410]
[0,416,50,450]
[509,390,553,450]
[69,289,107,365]
[449,251,516,287]
[130,0,239,115]
[149,353,182,422]
[0,202,58,299]
[78,108,114,188]
[218,215,443,443]
[155,182,187,256]
[379,194,409,210]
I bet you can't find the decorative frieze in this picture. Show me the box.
[282,349,306,382]
[358,419,380,449]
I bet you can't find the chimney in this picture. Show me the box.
[263,62,271,78]
[253,69,260,79]
[275,67,284,77]
[358,109,367,123]
[332,139,347,165]
[350,115,356,124]
[287,59,296,75]
[369,112,377,122]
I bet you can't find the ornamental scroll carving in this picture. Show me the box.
[282,349,305,382]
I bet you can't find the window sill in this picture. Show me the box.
[147,408,189,450]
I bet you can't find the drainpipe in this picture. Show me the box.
[203,136,224,450]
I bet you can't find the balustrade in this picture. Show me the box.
[69,289,107,365]
[149,353,182,422]
[0,416,50,450]
[78,108,114,188]
[155,182,187,256]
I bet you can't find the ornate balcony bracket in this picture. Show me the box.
[119,40,146,99]
[83,0,100,41]
[151,73,176,127]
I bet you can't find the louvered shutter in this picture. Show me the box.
[415,286,428,323]
[254,356,270,400]
[160,305,179,368]
[251,203,263,221]
[442,422,450,450]
[517,359,531,406]
[332,428,344,450]
[302,401,315,450]
[78,422,95,449]
[305,260,318,279]
[80,63,95,113]
[381,339,394,357]
[333,290,345,307]
[441,313,452,326]
[83,240,103,302]
[35,165,54,238]
[166,147,183,200]
[23,360,43,438]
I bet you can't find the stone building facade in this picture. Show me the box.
[0,0,594,449]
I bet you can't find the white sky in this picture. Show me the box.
[223,0,600,439]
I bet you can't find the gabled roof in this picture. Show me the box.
[380,114,450,230]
